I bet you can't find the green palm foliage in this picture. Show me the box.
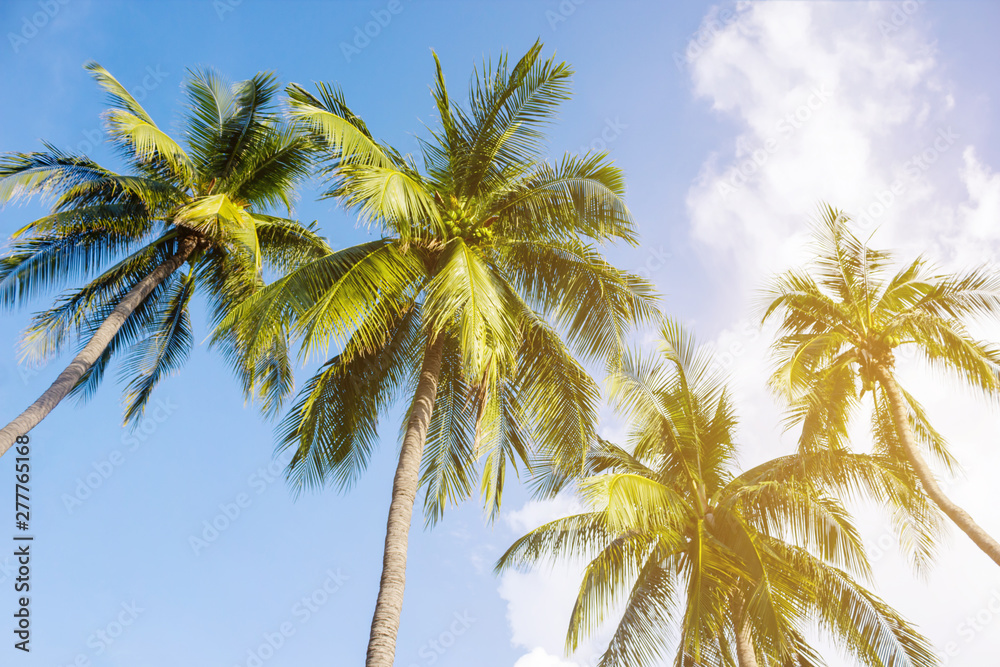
[763,205,1000,566]
[221,41,657,666]
[0,63,328,455]
[498,320,938,667]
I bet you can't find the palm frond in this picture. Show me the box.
[496,238,658,364]
[118,268,196,424]
[517,316,600,499]
[488,152,637,244]
[419,334,478,526]
[423,239,520,373]
[276,306,421,493]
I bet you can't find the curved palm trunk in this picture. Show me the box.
[875,366,1000,567]
[0,236,198,457]
[366,335,445,667]
[734,608,758,667]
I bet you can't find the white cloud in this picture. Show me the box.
[503,493,585,535]
[685,1,954,287]
[513,647,582,667]
[957,147,1000,245]
[498,563,587,659]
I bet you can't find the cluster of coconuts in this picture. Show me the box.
[881,334,901,348]
[870,332,902,356]
[859,332,902,393]
[438,193,495,243]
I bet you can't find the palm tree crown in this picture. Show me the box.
[498,320,938,667]
[226,41,657,510]
[0,64,328,454]
[763,205,1000,566]
[221,41,658,666]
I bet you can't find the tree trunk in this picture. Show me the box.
[875,365,1000,567]
[0,236,198,457]
[365,335,445,667]
[734,604,758,667]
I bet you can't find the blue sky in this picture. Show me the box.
[1,1,1000,666]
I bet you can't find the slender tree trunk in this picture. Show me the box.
[734,603,758,667]
[875,365,1000,567]
[366,335,445,667]
[0,236,198,457]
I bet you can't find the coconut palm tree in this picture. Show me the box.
[0,63,328,455]
[762,205,1000,567]
[497,320,939,667]
[221,41,657,666]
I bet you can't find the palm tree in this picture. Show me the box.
[221,41,657,667]
[0,63,327,454]
[762,205,1000,566]
[497,320,939,667]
